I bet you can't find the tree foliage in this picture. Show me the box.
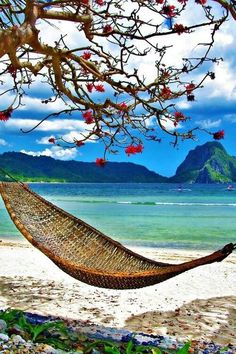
[0,0,235,161]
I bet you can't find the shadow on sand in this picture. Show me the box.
[124,296,236,346]
[1,275,236,347]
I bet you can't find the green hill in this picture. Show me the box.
[0,142,235,183]
[170,142,236,183]
[0,152,167,183]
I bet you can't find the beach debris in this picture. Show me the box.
[0,320,7,333]
[0,333,9,342]
[0,308,236,353]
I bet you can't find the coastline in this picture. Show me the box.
[0,238,235,346]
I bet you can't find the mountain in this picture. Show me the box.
[0,142,235,183]
[0,152,167,183]
[170,141,236,183]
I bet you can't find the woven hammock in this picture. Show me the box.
[0,182,235,289]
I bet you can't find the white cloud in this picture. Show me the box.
[38,17,90,50]
[0,88,67,113]
[2,118,90,132]
[224,114,236,123]
[20,146,78,160]
[0,1,235,140]
[131,3,236,107]
[36,131,97,145]
[215,31,234,48]
[60,131,84,142]
[0,138,7,146]
[195,119,222,129]
[18,95,67,112]
[207,62,236,100]
[176,101,192,110]
[160,117,182,131]
[60,131,96,143]
[36,136,54,144]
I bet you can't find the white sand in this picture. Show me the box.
[0,239,235,345]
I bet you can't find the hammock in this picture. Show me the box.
[0,182,235,289]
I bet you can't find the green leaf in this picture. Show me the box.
[133,344,162,353]
[18,314,33,333]
[177,341,191,354]
[125,340,134,354]
[32,320,66,341]
[104,344,121,354]
[37,336,71,350]
[151,349,163,354]
[84,339,118,353]
[0,309,23,326]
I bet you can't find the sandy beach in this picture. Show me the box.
[0,238,235,346]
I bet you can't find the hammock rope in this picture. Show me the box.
[0,181,235,289]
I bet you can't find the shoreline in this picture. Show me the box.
[0,238,235,346]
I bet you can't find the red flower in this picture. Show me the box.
[174,112,186,126]
[48,137,55,144]
[96,158,106,167]
[135,144,144,153]
[0,108,12,122]
[80,0,89,4]
[213,130,224,140]
[7,64,17,78]
[185,83,195,95]
[125,145,136,156]
[160,70,170,79]
[82,51,92,60]
[156,0,164,3]
[162,5,176,18]
[118,102,128,113]
[174,111,185,120]
[103,24,113,34]
[83,110,95,124]
[86,83,94,93]
[96,0,105,5]
[160,86,172,99]
[195,0,207,4]
[94,84,105,92]
[76,140,85,147]
[174,24,187,35]
[125,144,144,156]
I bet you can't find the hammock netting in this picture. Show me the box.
[0,182,235,289]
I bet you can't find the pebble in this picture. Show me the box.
[1,311,236,353]
[0,337,68,354]
[35,343,59,353]
[0,333,9,342]
[12,334,26,345]
[0,320,7,333]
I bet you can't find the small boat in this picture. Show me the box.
[170,185,192,192]
[226,184,234,191]
[177,185,183,192]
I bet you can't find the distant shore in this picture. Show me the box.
[0,238,235,346]
[2,180,236,184]
[1,141,236,184]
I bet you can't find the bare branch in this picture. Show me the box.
[0,0,235,159]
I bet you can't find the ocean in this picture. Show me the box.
[0,183,236,250]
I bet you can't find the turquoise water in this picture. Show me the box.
[0,183,236,250]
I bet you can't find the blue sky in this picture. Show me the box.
[0,3,236,177]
